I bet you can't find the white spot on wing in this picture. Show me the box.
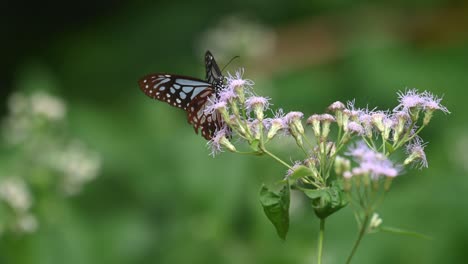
[182,86,193,93]
[176,79,209,86]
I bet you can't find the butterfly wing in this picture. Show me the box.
[138,74,221,139]
[205,50,224,91]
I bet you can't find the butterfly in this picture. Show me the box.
[138,51,225,140]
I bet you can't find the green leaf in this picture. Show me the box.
[288,165,314,182]
[385,141,395,153]
[259,183,290,240]
[380,226,433,240]
[249,139,260,152]
[300,181,348,219]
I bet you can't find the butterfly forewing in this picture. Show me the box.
[205,51,224,91]
[138,73,221,139]
[138,74,212,109]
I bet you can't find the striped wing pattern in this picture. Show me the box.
[138,74,221,139]
[138,51,225,140]
[205,51,224,91]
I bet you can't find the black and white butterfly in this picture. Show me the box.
[138,51,225,140]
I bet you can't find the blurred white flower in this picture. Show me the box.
[16,213,38,234]
[47,141,101,195]
[1,89,100,236]
[30,91,66,121]
[0,177,32,212]
[369,213,383,230]
[197,15,276,61]
[2,91,67,145]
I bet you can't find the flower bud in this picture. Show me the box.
[343,171,353,191]
[369,213,383,230]
[382,118,393,140]
[423,109,434,126]
[359,114,373,138]
[320,114,335,139]
[285,112,305,144]
[220,136,236,152]
[393,111,409,142]
[328,101,345,127]
[342,110,351,132]
[371,112,386,132]
[266,118,285,140]
[306,114,321,138]
[234,85,245,104]
[334,156,351,175]
[326,141,336,156]
[245,96,270,122]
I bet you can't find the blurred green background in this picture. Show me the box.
[1,0,467,263]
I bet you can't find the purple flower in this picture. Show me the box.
[284,111,305,136]
[204,100,227,114]
[394,89,449,115]
[346,100,365,119]
[284,111,304,125]
[343,171,353,179]
[264,109,288,139]
[320,114,336,123]
[248,119,262,140]
[347,121,364,135]
[328,101,345,112]
[208,127,235,156]
[394,89,426,112]
[226,69,254,91]
[218,88,238,103]
[421,91,450,114]
[371,111,388,132]
[358,112,374,137]
[245,96,270,120]
[404,138,428,169]
[347,141,400,179]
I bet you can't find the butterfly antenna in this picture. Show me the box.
[221,56,240,73]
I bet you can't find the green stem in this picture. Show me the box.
[346,213,370,264]
[262,148,291,169]
[380,226,433,240]
[303,134,315,150]
[317,218,326,264]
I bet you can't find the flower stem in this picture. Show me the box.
[345,213,370,264]
[262,148,291,169]
[317,218,326,264]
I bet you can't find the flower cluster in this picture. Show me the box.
[205,70,448,250]
[0,91,101,236]
[0,177,37,234]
